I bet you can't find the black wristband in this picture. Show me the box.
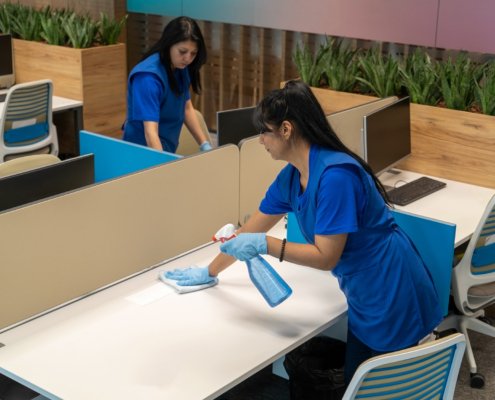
[279,238,287,262]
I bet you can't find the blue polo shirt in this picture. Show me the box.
[260,144,442,352]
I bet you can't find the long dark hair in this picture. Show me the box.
[141,16,207,97]
[253,80,392,206]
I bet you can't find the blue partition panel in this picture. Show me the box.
[288,209,455,316]
[391,210,456,317]
[127,0,181,16]
[80,131,181,183]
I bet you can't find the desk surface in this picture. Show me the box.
[381,170,495,247]
[0,88,83,115]
[0,221,347,400]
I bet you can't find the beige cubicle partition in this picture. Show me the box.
[0,146,239,331]
[327,96,398,155]
[239,137,287,225]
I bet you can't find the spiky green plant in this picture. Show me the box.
[40,9,68,46]
[356,46,401,97]
[0,4,12,34]
[319,38,362,93]
[10,5,42,41]
[439,53,482,111]
[399,47,441,106]
[474,61,495,116]
[99,12,127,45]
[292,43,329,87]
[62,13,100,49]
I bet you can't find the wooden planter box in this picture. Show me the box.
[13,40,127,147]
[283,84,495,190]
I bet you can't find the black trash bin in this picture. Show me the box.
[284,336,346,400]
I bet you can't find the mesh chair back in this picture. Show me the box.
[471,198,495,275]
[2,82,50,146]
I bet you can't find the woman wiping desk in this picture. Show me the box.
[123,16,212,153]
[166,80,443,385]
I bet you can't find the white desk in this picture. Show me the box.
[0,221,347,400]
[0,88,84,155]
[380,170,495,247]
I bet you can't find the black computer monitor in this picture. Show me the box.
[217,106,257,146]
[0,154,95,213]
[0,34,15,90]
[363,97,411,176]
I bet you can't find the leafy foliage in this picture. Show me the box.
[39,7,67,46]
[10,4,42,41]
[474,61,495,116]
[439,53,482,111]
[0,3,13,34]
[99,12,127,45]
[356,47,401,97]
[292,43,329,87]
[320,38,362,93]
[62,13,100,49]
[399,47,442,106]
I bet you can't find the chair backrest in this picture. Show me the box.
[343,334,466,400]
[0,154,60,178]
[175,110,212,156]
[452,195,495,314]
[391,210,456,317]
[0,80,58,162]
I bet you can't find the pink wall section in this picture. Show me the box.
[436,0,495,54]
[254,0,439,47]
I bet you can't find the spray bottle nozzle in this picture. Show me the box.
[212,223,237,243]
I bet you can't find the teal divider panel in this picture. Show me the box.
[79,131,181,183]
[288,209,455,316]
[391,210,456,317]
[127,0,181,16]
[287,212,307,244]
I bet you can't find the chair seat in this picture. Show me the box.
[468,281,495,296]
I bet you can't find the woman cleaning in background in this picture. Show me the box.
[123,16,212,153]
[166,80,443,385]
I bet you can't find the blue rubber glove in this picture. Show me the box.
[200,142,212,152]
[219,233,267,261]
[165,265,216,286]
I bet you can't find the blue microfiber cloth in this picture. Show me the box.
[158,270,219,294]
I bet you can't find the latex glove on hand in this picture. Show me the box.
[219,233,267,261]
[199,142,212,152]
[165,265,216,286]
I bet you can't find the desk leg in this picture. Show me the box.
[73,106,84,156]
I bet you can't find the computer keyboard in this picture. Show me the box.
[387,177,446,206]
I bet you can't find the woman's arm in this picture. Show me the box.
[266,233,347,271]
[143,121,163,150]
[208,210,284,276]
[183,100,209,146]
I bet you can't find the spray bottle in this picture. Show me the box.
[213,224,292,307]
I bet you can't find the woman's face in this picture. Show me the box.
[170,40,198,70]
[259,122,291,161]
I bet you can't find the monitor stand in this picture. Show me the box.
[380,169,402,192]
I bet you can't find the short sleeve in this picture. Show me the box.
[259,177,293,215]
[315,165,366,236]
[130,72,164,122]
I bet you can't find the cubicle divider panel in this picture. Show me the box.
[239,136,287,225]
[326,96,398,156]
[0,145,239,331]
[80,131,181,183]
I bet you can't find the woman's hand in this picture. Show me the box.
[219,233,267,261]
[165,265,216,286]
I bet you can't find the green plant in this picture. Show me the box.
[62,13,100,49]
[356,47,401,97]
[10,4,42,41]
[474,61,495,116]
[39,8,68,46]
[439,53,482,111]
[399,47,441,106]
[0,4,12,34]
[292,43,329,87]
[99,12,127,45]
[320,38,362,93]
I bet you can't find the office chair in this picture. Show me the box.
[343,334,466,400]
[176,110,212,156]
[438,195,495,389]
[0,154,60,178]
[0,79,59,163]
